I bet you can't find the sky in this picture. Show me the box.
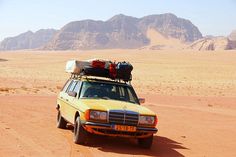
[0,0,236,41]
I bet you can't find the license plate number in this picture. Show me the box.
[114,125,136,132]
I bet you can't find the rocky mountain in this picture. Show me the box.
[0,13,203,50]
[44,13,202,50]
[0,29,57,50]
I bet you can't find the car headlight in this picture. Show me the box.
[139,115,157,126]
[86,110,107,121]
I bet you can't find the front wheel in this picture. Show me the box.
[73,117,87,144]
[56,110,67,129]
[138,135,153,149]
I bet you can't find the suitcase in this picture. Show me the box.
[116,62,133,81]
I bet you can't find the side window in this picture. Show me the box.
[62,80,71,92]
[68,81,77,93]
[73,81,81,93]
[65,80,73,93]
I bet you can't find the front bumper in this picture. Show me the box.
[83,121,158,138]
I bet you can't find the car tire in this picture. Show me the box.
[56,110,67,129]
[73,117,87,144]
[138,135,153,149]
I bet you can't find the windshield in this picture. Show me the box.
[80,81,139,104]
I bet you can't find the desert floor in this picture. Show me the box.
[0,50,236,157]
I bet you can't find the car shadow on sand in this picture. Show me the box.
[88,135,187,157]
[66,125,187,157]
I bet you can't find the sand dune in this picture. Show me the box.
[0,50,236,157]
[141,28,187,50]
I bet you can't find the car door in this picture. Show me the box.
[65,80,82,123]
[58,79,72,119]
[62,80,77,122]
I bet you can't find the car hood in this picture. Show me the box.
[79,99,156,116]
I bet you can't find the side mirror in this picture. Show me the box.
[68,91,77,97]
[138,98,145,104]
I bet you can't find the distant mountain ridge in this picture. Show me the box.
[45,13,202,50]
[0,29,57,50]
[0,13,202,50]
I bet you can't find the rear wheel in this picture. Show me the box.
[73,117,87,144]
[138,135,153,149]
[56,110,67,129]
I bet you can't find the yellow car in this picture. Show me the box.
[56,76,158,148]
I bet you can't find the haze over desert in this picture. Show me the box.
[0,49,236,157]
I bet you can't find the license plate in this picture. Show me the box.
[114,125,136,132]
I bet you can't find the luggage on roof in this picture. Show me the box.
[116,62,133,81]
[66,59,133,82]
[87,59,109,69]
[109,62,117,79]
[65,60,90,74]
[82,66,109,78]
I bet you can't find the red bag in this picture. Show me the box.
[109,62,117,79]
[91,60,106,69]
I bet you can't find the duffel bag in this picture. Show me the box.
[87,59,109,69]
[109,62,117,79]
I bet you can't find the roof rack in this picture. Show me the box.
[70,73,132,85]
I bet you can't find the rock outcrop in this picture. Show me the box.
[188,36,236,51]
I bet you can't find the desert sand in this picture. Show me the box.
[0,50,236,157]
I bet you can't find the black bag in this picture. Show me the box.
[116,62,133,81]
[82,66,109,78]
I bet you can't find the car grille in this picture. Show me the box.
[109,110,139,126]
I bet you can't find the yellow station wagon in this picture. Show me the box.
[56,76,158,148]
